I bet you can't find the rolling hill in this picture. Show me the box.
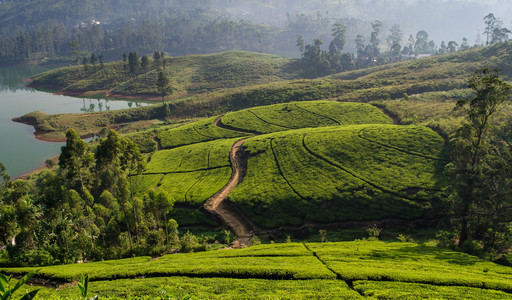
[119,101,449,231]
[31,51,301,99]
[21,43,512,141]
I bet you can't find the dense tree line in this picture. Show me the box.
[0,129,210,266]
[447,68,512,259]
[297,15,510,78]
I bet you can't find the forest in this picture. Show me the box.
[0,0,510,66]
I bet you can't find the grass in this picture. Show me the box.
[3,241,512,298]
[157,167,232,207]
[229,125,447,228]
[1,244,335,282]
[378,98,512,136]
[353,280,512,299]
[131,138,242,207]
[32,51,301,98]
[23,43,512,140]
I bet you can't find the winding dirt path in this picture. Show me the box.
[203,134,255,246]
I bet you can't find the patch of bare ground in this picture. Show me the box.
[203,134,255,247]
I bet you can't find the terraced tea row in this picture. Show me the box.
[229,125,447,228]
[157,116,248,149]
[308,241,512,292]
[3,242,512,299]
[220,101,392,134]
[132,138,239,207]
[21,277,512,299]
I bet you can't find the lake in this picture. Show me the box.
[0,65,150,178]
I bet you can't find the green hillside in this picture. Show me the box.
[2,241,512,299]
[133,138,238,207]
[118,101,448,230]
[31,51,301,98]
[229,125,447,228]
[156,116,248,149]
[221,101,392,134]
[22,43,512,141]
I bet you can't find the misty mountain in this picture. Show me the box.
[0,0,510,64]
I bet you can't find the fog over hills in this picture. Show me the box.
[218,0,512,44]
[1,0,511,63]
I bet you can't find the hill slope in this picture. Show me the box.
[123,101,448,231]
[22,43,512,140]
[31,51,301,99]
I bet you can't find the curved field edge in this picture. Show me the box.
[14,277,512,299]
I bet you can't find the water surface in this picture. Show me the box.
[0,65,150,178]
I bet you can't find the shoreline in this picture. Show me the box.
[16,156,58,180]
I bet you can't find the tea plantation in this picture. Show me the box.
[229,124,447,228]
[3,241,512,299]
[220,101,392,134]
[127,101,447,228]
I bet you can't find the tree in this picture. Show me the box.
[484,13,496,45]
[59,129,93,193]
[415,30,429,54]
[447,41,458,53]
[329,22,346,55]
[449,68,512,251]
[128,52,140,74]
[156,71,172,104]
[95,130,144,249]
[460,37,470,51]
[82,57,88,71]
[483,13,511,45]
[153,51,160,67]
[90,53,98,65]
[369,20,382,59]
[141,55,149,72]
[386,24,402,51]
[70,40,84,75]
[296,35,304,57]
[141,55,150,84]
[98,54,104,68]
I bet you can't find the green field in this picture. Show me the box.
[221,101,392,133]
[3,241,512,299]
[156,116,248,149]
[131,138,239,207]
[229,125,447,228]
[124,101,446,228]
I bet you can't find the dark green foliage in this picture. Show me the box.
[156,71,172,102]
[449,68,512,253]
[0,271,39,300]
